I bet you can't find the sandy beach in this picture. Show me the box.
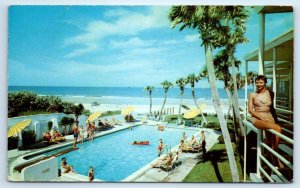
[61,96,246,115]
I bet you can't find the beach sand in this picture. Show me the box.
[61,96,246,115]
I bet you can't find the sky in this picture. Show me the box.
[8,6,294,87]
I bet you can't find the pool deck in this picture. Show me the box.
[8,119,221,182]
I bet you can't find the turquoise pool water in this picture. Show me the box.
[46,125,197,181]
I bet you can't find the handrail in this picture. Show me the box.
[259,166,274,182]
[243,120,293,183]
[267,129,293,144]
[261,143,293,169]
[277,118,293,126]
[275,108,293,114]
[260,155,289,183]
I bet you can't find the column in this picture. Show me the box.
[258,12,265,75]
[272,48,277,108]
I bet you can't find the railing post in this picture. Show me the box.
[243,125,247,181]
[256,130,263,177]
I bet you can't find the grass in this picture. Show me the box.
[183,143,244,182]
[100,110,121,117]
[19,110,53,116]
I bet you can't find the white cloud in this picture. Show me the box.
[184,34,200,42]
[109,37,154,49]
[63,7,169,58]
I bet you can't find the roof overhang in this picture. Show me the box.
[244,29,293,62]
[254,6,293,14]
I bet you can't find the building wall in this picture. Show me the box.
[8,113,88,143]
[21,157,58,181]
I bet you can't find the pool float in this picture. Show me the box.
[132,141,149,145]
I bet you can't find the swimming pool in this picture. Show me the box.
[45,125,198,181]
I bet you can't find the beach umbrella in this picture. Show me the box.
[183,108,200,119]
[121,106,135,116]
[7,119,32,138]
[199,103,206,113]
[86,111,102,122]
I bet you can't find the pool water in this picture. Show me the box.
[48,125,197,181]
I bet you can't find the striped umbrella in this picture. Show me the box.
[183,108,200,119]
[7,119,32,138]
[121,106,135,116]
[86,111,102,122]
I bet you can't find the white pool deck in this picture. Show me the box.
[8,119,221,182]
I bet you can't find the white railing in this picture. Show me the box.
[243,119,293,183]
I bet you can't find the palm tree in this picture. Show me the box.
[185,73,199,108]
[144,86,154,115]
[197,70,208,124]
[169,6,248,182]
[186,73,208,124]
[175,78,185,124]
[74,103,84,124]
[159,80,173,120]
[246,71,258,91]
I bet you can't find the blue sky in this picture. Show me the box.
[8,6,294,87]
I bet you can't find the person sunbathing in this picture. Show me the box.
[111,117,120,125]
[53,130,66,142]
[61,157,76,174]
[178,140,185,153]
[104,118,113,126]
[43,131,56,143]
[151,153,173,168]
[188,135,197,147]
[43,131,52,142]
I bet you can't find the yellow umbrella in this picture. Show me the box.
[121,106,135,116]
[86,111,102,122]
[183,108,200,119]
[198,103,206,113]
[7,119,32,138]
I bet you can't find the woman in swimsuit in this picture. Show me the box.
[248,75,283,168]
[88,166,94,182]
[79,125,85,144]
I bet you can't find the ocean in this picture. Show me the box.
[8,86,250,100]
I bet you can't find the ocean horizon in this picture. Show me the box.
[8,86,252,100]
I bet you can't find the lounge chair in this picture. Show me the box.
[141,116,147,123]
[159,153,181,174]
[111,117,121,125]
[182,145,202,153]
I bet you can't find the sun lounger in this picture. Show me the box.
[182,144,202,153]
[159,153,181,174]
[111,117,122,125]
[141,116,148,123]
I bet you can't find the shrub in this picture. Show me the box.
[48,121,53,131]
[203,121,220,130]
[21,130,36,147]
[218,135,224,144]
[8,136,19,150]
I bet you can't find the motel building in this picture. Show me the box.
[243,6,293,183]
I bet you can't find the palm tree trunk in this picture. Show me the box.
[225,87,239,143]
[192,87,208,124]
[205,44,239,182]
[178,92,183,125]
[159,92,168,120]
[230,55,245,137]
[191,87,199,108]
[149,93,152,115]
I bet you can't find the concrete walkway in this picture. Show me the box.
[135,152,202,182]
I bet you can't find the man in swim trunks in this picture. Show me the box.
[73,122,79,148]
[157,139,164,157]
